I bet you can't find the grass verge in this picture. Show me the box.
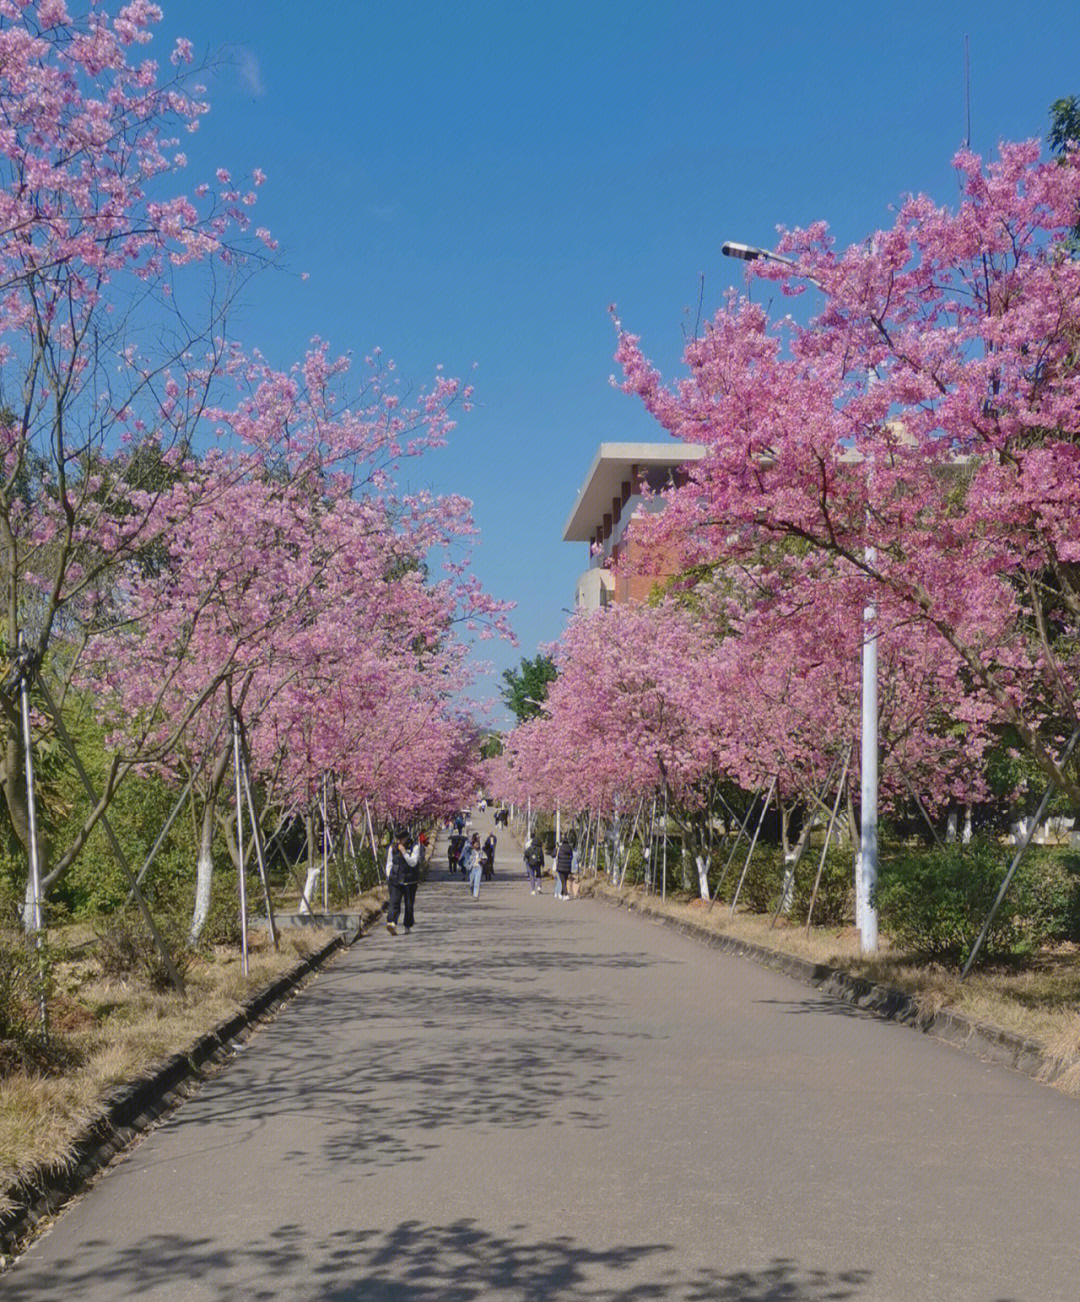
[0,885,386,1221]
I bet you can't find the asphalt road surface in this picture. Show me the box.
[8,809,1080,1300]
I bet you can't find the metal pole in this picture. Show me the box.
[34,671,185,995]
[858,584,879,953]
[893,760,944,847]
[17,643,42,937]
[729,775,777,918]
[364,798,382,880]
[232,716,249,977]
[806,744,853,931]
[661,783,668,901]
[127,717,229,904]
[17,637,47,1037]
[617,796,645,888]
[237,719,278,949]
[961,726,1080,979]
[708,784,763,910]
[770,751,842,929]
[321,774,329,912]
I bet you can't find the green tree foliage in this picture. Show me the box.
[500,654,557,722]
[1049,95,1080,250]
[1049,96,1080,155]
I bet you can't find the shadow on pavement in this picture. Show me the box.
[6,1220,875,1301]
[103,896,664,1185]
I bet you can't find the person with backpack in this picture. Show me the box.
[555,833,575,902]
[385,829,422,935]
[482,832,497,881]
[523,832,544,894]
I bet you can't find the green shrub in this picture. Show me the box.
[792,846,854,927]
[197,878,244,948]
[734,844,786,914]
[1012,848,1080,949]
[875,838,1080,965]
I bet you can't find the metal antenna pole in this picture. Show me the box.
[232,715,249,977]
[16,634,47,1037]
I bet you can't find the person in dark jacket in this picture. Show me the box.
[482,832,497,880]
[555,834,575,901]
[523,832,544,894]
[448,830,465,874]
[386,830,421,934]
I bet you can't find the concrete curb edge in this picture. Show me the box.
[0,917,375,1260]
[597,890,1058,1088]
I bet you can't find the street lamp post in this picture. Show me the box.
[723,239,878,953]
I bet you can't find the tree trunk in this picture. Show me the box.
[694,853,710,900]
[189,735,234,945]
[189,800,217,945]
[946,808,958,842]
[299,807,320,914]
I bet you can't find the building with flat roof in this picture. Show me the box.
[562,442,705,609]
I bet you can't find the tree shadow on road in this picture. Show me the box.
[104,899,663,1184]
[5,1219,874,1301]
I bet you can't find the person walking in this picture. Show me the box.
[461,832,483,899]
[523,831,544,895]
[385,829,422,935]
[448,829,465,874]
[482,832,497,881]
[555,832,575,902]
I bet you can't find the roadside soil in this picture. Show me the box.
[581,877,1080,1095]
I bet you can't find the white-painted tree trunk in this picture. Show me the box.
[695,854,710,900]
[946,808,958,842]
[962,804,973,843]
[189,812,215,945]
[299,863,321,915]
[779,854,797,914]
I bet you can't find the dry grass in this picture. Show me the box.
[583,878,1080,1095]
[0,923,340,1218]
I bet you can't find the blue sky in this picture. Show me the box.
[157,0,1074,721]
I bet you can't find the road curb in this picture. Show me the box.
[596,890,1059,1089]
[0,920,373,1261]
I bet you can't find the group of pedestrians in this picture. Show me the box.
[386,818,580,938]
[523,829,579,899]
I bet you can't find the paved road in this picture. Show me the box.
[8,810,1080,1300]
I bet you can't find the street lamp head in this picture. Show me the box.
[723,240,798,269]
[722,241,764,262]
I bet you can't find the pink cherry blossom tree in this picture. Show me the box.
[615,139,1080,805]
[0,1,275,894]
